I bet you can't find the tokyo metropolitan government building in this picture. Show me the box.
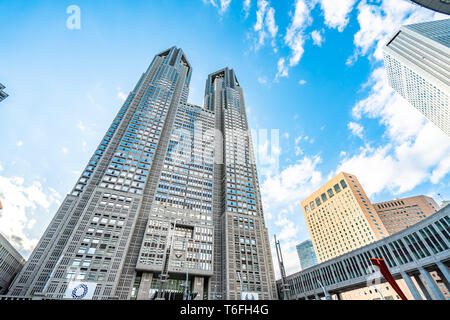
[7,47,277,300]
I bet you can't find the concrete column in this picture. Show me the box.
[400,271,422,300]
[314,293,319,300]
[413,274,432,300]
[436,261,450,289]
[136,272,153,300]
[193,276,204,300]
[418,266,445,300]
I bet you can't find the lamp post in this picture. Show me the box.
[317,279,331,300]
[237,271,243,300]
[181,266,189,300]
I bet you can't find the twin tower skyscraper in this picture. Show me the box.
[8,47,278,300]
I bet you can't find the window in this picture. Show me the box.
[315,197,321,206]
[327,188,334,198]
[304,205,310,213]
[321,193,327,203]
[340,179,347,189]
[333,183,341,193]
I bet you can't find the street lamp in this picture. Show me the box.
[181,266,189,300]
[317,279,331,300]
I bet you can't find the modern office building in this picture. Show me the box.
[296,240,318,271]
[374,195,440,235]
[383,19,450,136]
[0,83,8,102]
[6,47,277,300]
[301,172,389,264]
[410,0,450,14]
[0,233,25,294]
[300,173,411,300]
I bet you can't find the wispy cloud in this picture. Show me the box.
[202,0,233,14]
[348,121,364,139]
[276,0,313,79]
[311,29,324,46]
[318,0,357,32]
[0,174,61,255]
[253,0,279,51]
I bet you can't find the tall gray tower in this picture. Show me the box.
[7,47,277,300]
[205,68,277,300]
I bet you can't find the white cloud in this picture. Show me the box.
[319,0,357,32]
[257,76,268,85]
[253,0,278,50]
[219,0,232,14]
[203,0,232,14]
[277,0,313,78]
[243,0,251,17]
[348,121,364,139]
[0,175,61,254]
[284,0,310,65]
[82,141,88,152]
[116,87,127,102]
[298,79,307,85]
[262,156,322,211]
[311,29,324,46]
[17,141,23,147]
[61,147,69,154]
[349,0,445,64]
[261,155,323,275]
[337,121,450,197]
[276,57,288,79]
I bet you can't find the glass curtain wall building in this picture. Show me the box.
[6,47,277,300]
[296,240,318,271]
[383,19,450,136]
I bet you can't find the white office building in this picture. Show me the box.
[383,19,450,136]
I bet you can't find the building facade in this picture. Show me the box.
[383,19,450,136]
[374,195,448,298]
[296,240,318,271]
[410,1,450,14]
[0,83,8,102]
[374,195,440,235]
[6,47,277,300]
[0,233,25,294]
[278,204,450,301]
[301,172,389,264]
[300,172,411,300]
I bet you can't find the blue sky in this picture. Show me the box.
[0,0,449,275]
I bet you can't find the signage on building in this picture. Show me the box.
[63,281,97,300]
[241,291,259,300]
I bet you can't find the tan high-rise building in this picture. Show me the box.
[374,195,440,235]
[301,172,388,263]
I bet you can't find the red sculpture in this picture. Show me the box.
[370,258,408,300]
